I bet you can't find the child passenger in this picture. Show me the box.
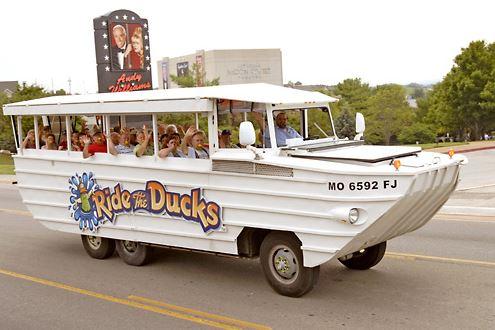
[41,133,58,150]
[158,133,185,158]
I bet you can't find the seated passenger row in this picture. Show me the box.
[21,124,213,160]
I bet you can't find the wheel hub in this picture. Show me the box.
[87,236,101,250]
[273,248,297,279]
[123,240,138,253]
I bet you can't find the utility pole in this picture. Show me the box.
[68,77,72,94]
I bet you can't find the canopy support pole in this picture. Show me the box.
[65,116,71,153]
[104,115,110,155]
[152,114,159,158]
[17,116,23,155]
[266,105,277,148]
[34,116,40,149]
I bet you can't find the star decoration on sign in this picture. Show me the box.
[103,44,108,50]
[144,23,148,28]
[102,21,107,26]
[104,55,109,61]
[102,33,107,39]
[131,16,135,20]
[146,66,150,71]
[123,15,128,20]
[115,15,119,19]
[145,56,150,61]
[105,66,110,72]
[144,35,148,40]
[145,45,149,50]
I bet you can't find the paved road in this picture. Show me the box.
[454,148,495,189]
[0,148,494,329]
[0,182,494,329]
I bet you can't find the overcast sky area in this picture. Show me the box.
[1,0,493,94]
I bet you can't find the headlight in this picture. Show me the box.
[349,208,359,224]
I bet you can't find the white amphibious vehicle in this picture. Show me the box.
[4,83,467,297]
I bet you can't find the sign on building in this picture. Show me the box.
[93,10,152,93]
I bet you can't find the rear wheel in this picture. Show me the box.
[116,240,153,266]
[81,235,115,259]
[339,241,387,270]
[260,232,319,297]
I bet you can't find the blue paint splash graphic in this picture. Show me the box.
[68,172,101,232]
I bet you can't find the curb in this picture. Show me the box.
[440,145,495,154]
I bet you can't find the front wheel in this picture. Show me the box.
[260,232,319,297]
[116,240,153,266]
[81,235,115,259]
[339,241,387,270]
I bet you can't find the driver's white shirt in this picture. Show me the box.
[264,125,301,147]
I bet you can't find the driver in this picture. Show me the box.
[263,112,301,147]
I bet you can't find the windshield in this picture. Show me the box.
[307,108,337,140]
[263,107,337,148]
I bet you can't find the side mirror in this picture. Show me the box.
[239,121,256,146]
[354,113,365,141]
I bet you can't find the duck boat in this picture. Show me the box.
[3,83,467,297]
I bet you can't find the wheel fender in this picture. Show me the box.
[295,233,344,267]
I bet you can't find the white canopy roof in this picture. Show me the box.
[3,83,338,116]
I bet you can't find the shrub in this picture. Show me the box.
[398,123,436,144]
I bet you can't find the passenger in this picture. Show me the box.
[113,125,121,133]
[183,128,209,159]
[70,132,83,151]
[158,123,166,136]
[108,132,133,155]
[58,132,68,150]
[134,125,153,157]
[165,124,178,136]
[119,127,132,147]
[41,133,58,150]
[82,132,107,158]
[40,126,52,147]
[263,112,301,147]
[219,129,238,148]
[22,129,36,149]
[158,133,186,158]
[129,130,137,146]
[79,133,89,149]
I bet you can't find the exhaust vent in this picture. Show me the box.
[212,160,293,177]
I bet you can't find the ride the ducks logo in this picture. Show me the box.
[69,172,222,233]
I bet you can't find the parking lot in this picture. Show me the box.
[0,149,494,329]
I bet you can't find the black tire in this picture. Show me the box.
[81,235,115,259]
[260,232,319,297]
[339,241,387,270]
[116,240,153,266]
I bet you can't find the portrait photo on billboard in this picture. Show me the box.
[177,62,189,77]
[110,23,145,71]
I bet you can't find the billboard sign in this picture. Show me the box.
[93,10,152,93]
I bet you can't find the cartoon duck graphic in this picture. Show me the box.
[77,183,92,213]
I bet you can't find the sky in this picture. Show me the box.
[1,0,493,94]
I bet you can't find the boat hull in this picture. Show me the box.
[13,149,461,267]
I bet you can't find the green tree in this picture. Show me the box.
[445,41,495,139]
[170,63,220,88]
[334,78,373,113]
[0,83,66,151]
[364,84,414,145]
[334,107,355,139]
[423,40,495,140]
